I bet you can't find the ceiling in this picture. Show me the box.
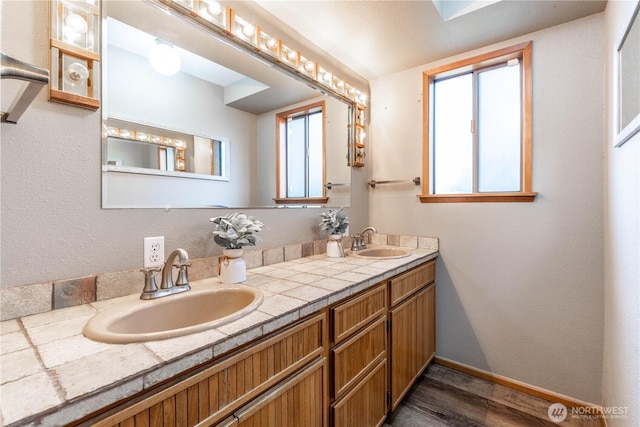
[254,0,607,81]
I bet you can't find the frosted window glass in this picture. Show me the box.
[287,117,306,197]
[433,74,473,194]
[478,65,521,192]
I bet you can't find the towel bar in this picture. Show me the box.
[368,177,421,188]
[1,52,49,124]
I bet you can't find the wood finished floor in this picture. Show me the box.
[384,363,602,427]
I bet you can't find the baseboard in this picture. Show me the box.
[433,357,607,427]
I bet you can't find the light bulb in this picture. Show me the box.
[303,61,315,73]
[65,13,88,34]
[205,0,223,16]
[241,23,255,38]
[286,50,297,61]
[64,62,89,87]
[266,38,277,49]
[149,40,181,76]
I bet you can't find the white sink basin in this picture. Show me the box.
[83,279,263,343]
[347,246,412,260]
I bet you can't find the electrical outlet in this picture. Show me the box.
[143,236,165,268]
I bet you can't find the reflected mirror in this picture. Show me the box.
[105,117,228,178]
[102,0,352,208]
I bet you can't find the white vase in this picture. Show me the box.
[220,248,246,283]
[326,234,345,258]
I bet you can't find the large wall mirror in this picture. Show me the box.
[101,0,352,208]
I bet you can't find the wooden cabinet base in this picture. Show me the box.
[69,258,437,427]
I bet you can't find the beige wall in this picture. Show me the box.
[369,14,605,403]
[603,1,640,425]
[0,0,369,288]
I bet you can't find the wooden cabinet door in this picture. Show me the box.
[331,358,387,427]
[416,284,436,370]
[235,358,327,427]
[389,296,417,410]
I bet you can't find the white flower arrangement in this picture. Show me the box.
[319,207,349,235]
[209,213,264,249]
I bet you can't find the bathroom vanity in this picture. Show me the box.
[1,244,437,427]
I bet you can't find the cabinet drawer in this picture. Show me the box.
[331,282,387,344]
[331,358,387,427]
[332,316,386,398]
[389,260,435,306]
[235,357,327,426]
[89,313,325,427]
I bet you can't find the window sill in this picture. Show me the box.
[274,197,329,205]
[418,192,537,203]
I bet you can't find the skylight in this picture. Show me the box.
[432,0,503,21]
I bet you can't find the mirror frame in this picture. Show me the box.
[614,0,640,147]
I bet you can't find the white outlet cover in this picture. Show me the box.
[143,236,165,268]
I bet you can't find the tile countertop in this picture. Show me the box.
[0,247,438,427]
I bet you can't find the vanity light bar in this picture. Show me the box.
[107,126,188,150]
[49,0,101,110]
[157,0,367,107]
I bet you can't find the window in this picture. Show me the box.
[420,41,536,203]
[275,101,327,204]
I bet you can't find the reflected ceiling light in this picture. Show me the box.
[149,39,181,76]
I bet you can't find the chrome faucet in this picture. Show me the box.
[140,248,191,300]
[351,226,378,251]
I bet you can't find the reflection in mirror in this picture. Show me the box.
[105,118,228,179]
[101,0,352,208]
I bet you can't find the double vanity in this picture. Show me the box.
[2,240,438,426]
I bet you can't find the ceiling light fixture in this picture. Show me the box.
[149,39,181,76]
